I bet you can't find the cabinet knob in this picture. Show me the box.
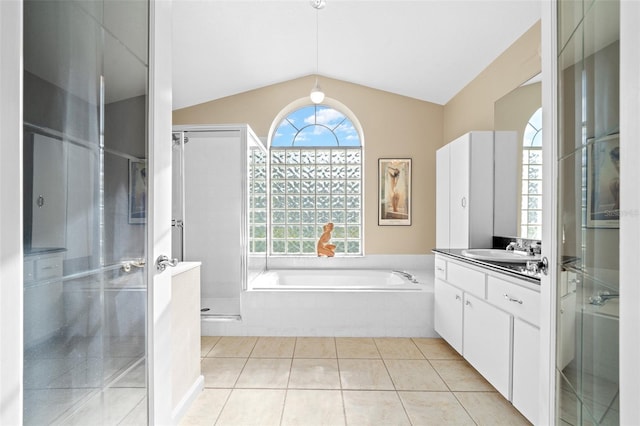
[461,197,467,208]
[465,300,471,306]
[455,295,461,301]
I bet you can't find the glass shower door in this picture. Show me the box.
[555,0,620,424]
[23,0,149,423]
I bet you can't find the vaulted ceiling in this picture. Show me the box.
[172,0,541,110]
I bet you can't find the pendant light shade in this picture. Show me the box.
[310,79,325,104]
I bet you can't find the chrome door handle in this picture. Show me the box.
[156,255,178,272]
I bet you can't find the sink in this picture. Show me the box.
[461,248,541,263]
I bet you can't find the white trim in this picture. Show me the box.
[148,0,174,423]
[0,1,23,424]
[540,0,557,424]
[620,1,640,423]
[171,375,204,424]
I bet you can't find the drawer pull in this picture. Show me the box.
[436,267,445,272]
[503,293,523,304]
[41,265,59,270]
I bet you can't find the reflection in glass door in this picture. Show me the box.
[23,0,149,423]
[556,0,620,424]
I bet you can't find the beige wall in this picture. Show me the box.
[172,20,542,255]
[173,76,443,254]
[443,21,542,144]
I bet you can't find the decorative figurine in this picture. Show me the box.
[317,222,336,257]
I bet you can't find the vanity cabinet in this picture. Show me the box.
[436,131,517,249]
[434,254,540,424]
[24,250,65,347]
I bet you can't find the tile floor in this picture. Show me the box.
[180,336,531,426]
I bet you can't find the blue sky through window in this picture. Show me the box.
[272,105,361,147]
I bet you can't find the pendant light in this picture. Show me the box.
[310,0,326,104]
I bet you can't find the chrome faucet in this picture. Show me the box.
[588,291,619,306]
[392,270,418,283]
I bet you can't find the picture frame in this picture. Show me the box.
[378,158,412,226]
[587,134,619,228]
[129,159,147,224]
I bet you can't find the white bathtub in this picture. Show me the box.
[201,260,437,338]
[251,269,422,291]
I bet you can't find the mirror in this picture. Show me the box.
[494,74,542,239]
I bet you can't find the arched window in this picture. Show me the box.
[521,107,542,240]
[267,103,363,255]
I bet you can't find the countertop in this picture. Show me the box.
[433,248,541,284]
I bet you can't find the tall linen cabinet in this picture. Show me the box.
[436,131,517,249]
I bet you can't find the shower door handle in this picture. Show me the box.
[156,254,178,272]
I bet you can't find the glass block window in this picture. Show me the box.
[521,107,542,240]
[249,148,268,253]
[270,104,362,256]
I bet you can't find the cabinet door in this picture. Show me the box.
[449,135,470,248]
[435,145,450,248]
[434,279,463,354]
[512,319,540,424]
[463,293,511,398]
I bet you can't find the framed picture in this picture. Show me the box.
[378,158,412,226]
[587,134,619,228]
[129,159,147,224]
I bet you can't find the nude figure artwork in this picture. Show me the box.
[317,222,336,257]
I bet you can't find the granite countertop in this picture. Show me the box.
[433,248,541,284]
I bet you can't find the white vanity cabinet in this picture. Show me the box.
[433,254,540,424]
[436,131,517,249]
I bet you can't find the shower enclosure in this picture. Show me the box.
[172,125,268,319]
[22,0,151,423]
[555,0,620,424]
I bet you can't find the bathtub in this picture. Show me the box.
[250,269,422,291]
[200,260,437,338]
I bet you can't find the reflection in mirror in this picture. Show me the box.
[494,74,542,239]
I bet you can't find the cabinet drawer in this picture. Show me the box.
[36,255,63,281]
[487,276,540,326]
[434,257,447,280]
[447,261,485,298]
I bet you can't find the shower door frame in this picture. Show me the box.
[0,0,174,423]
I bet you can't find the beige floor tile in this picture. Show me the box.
[288,358,340,389]
[343,390,410,426]
[335,337,380,359]
[412,337,463,360]
[294,337,336,358]
[374,337,425,359]
[430,359,495,391]
[201,358,246,388]
[339,359,394,390]
[281,390,345,426]
[216,389,286,426]
[384,359,449,391]
[251,336,296,358]
[200,336,221,358]
[455,392,532,425]
[207,336,257,358]
[235,358,291,389]
[179,389,231,426]
[399,391,475,425]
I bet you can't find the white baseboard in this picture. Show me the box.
[171,375,204,424]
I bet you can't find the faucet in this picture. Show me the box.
[392,270,418,283]
[506,242,517,251]
[588,291,619,306]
